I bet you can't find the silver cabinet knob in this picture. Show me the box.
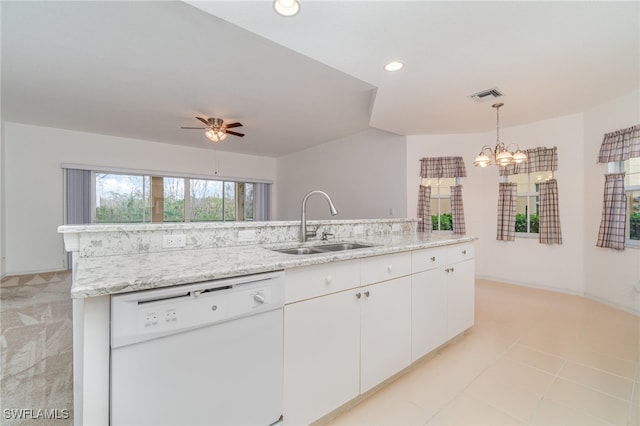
[253,293,266,304]
[462,250,467,255]
[364,290,370,297]
[356,292,362,299]
[430,256,436,261]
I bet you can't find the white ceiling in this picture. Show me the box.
[2,1,639,157]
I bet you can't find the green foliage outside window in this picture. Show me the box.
[163,197,185,222]
[432,213,453,231]
[631,212,640,240]
[515,213,539,233]
[96,192,148,223]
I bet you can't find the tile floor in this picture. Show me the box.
[0,274,638,425]
[329,280,640,426]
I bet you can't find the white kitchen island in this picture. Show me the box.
[59,219,475,426]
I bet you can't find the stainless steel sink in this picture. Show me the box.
[271,246,327,255]
[271,242,373,255]
[316,243,372,251]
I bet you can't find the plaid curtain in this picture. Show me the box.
[499,146,558,176]
[417,185,432,233]
[596,173,627,250]
[598,124,640,163]
[420,156,467,178]
[451,185,466,235]
[497,182,517,241]
[538,179,562,244]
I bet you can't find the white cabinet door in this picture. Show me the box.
[411,267,447,361]
[360,275,412,393]
[446,259,475,339]
[283,289,360,426]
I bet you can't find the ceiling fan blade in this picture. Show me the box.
[181,126,207,129]
[224,122,243,128]
[226,130,245,137]
[195,116,209,125]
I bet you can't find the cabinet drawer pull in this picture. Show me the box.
[355,292,362,299]
[387,264,393,272]
[430,256,436,261]
[325,275,333,285]
[462,250,467,255]
[364,290,370,297]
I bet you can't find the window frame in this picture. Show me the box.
[421,176,458,233]
[504,170,554,238]
[92,170,260,225]
[611,159,640,248]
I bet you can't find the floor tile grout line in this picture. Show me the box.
[424,341,512,425]
[513,341,638,382]
[629,364,639,425]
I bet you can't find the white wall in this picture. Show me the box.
[408,113,587,296]
[1,122,5,278]
[3,123,276,274]
[408,95,640,315]
[583,91,640,314]
[276,128,407,221]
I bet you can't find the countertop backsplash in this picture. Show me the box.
[59,219,417,258]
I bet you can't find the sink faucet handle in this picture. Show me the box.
[321,231,334,241]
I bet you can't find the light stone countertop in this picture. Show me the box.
[71,232,475,298]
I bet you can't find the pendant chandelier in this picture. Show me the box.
[473,103,527,167]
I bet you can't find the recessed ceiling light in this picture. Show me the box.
[384,61,404,72]
[274,0,300,17]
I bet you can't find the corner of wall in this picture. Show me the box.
[0,120,5,278]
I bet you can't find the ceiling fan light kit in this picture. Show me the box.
[205,128,227,142]
[181,117,244,143]
[473,103,527,168]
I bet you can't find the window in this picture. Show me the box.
[94,172,258,224]
[507,171,553,235]
[159,177,185,222]
[422,177,456,231]
[95,173,150,223]
[624,157,640,245]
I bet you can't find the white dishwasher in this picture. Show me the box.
[110,271,285,426]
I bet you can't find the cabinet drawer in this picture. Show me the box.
[360,252,411,286]
[285,259,360,304]
[446,243,474,264]
[411,246,448,273]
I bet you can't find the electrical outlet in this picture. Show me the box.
[162,234,186,249]
[238,229,256,242]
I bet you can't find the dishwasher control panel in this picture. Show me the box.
[111,271,285,348]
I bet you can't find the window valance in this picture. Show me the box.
[597,124,640,163]
[420,156,467,178]
[499,147,558,176]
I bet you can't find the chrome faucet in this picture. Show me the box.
[300,190,338,242]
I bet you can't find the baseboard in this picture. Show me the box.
[476,275,640,317]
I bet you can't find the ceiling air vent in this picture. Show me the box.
[469,88,504,102]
